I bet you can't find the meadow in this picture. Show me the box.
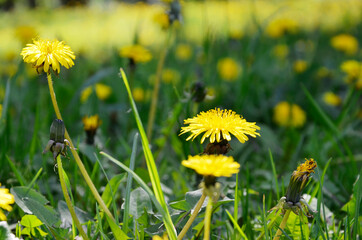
[0,0,361,239]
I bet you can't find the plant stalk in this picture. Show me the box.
[47,73,115,222]
[273,209,291,240]
[177,193,206,240]
[56,155,88,240]
[203,196,213,240]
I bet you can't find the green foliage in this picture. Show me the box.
[20,215,48,237]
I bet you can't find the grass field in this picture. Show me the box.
[0,0,361,239]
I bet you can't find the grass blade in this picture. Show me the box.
[269,149,279,200]
[118,68,176,239]
[226,210,248,240]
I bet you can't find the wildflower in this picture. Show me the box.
[180,108,260,144]
[273,101,306,128]
[119,45,152,63]
[217,57,241,82]
[273,44,289,60]
[175,44,192,61]
[182,155,240,178]
[132,87,145,102]
[82,115,102,145]
[20,39,75,74]
[323,92,342,106]
[43,119,70,160]
[293,60,308,73]
[80,86,93,103]
[340,60,361,79]
[95,83,112,101]
[152,233,168,240]
[153,12,170,30]
[271,159,317,218]
[331,34,358,55]
[0,183,15,221]
[14,25,37,44]
[0,104,2,119]
[266,18,298,38]
[161,68,180,84]
[316,67,332,79]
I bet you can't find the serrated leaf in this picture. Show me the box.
[11,186,60,227]
[101,173,127,207]
[130,187,153,219]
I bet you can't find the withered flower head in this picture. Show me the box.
[43,119,69,159]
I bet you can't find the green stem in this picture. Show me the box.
[177,193,206,240]
[47,73,115,222]
[203,196,213,240]
[273,209,291,240]
[146,27,172,140]
[56,155,88,240]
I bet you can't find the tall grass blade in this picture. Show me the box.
[123,133,139,233]
[269,149,279,200]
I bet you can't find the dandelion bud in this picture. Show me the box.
[191,81,207,103]
[43,119,69,160]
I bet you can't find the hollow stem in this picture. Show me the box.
[203,195,213,240]
[273,209,291,240]
[177,192,206,240]
[47,73,115,222]
[56,155,88,240]
[146,27,173,140]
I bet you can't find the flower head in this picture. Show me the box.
[0,183,15,221]
[331,34,358,55]
[266,18,298,38]
[132,87,146,102]
[175,44,192,61]
[293,60,308,73]
[20,39,75,74]
[119,45,152,63]
[182,155,240,178]
[217,57,241,82]
[14,25,37,44]
[323,92,342,106]
[273,101,306,128]
[95,83,112,101]
[82,115,102,145]
[340,60,361,79]
[180,108,260,144]
[161,68,180,84]
[273,44,289,60]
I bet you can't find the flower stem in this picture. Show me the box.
[177,193,206,240]
[146,27,173,140]
[203,196,213,240]
[56,155,88,240]
[47,73,115,222]
[273,209,291,240]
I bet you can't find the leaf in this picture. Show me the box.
[57,201,92,229]
[20,215,44,228]
[129,187,153,219]
[106,214,130,240]
[11,186,60,227]
[169,200,191,211]
[101,173,127,207]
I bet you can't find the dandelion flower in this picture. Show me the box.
[14,25,37,44]
[119,45,152,63]
[273,44,289,60]
[20,39,75,74]
[175,44,192,61]
[266,18,298,38]
[95,83,112,101]
[0,183,15,221]
[340,60,361,79]
[273,101,306,128]
[182,155,240,178]
[82,115,102,145]
[217,58,241,82]
[0,104,2,119]
[293,60,308,73]
[180,108,260,144]
[323,92,342,106]
[132,87,146,102]
[331,34,358,55]
[80,86,93,103]
[161,68,180,84]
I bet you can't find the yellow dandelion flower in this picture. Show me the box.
[132,87,145,102]
[80,86,93,103]
[273,44,289,60]
[340,60,361,79]
[316,67,331,79]
[161,68,180,84]
[323,92,342,106]
[266,18,298,38]
[153,12,170,30]
[152,233,168,240]
[119,45,152,63]
[20,39,75,74]
[175,44,192,61]
[331,34,359,55]
[95,83,112,101]
[82,114,102,132]
[293,60,308,73]
[273,101,306,128]
[180,108,260,144]
[217,57,241,82]
[182,155,240,177]
[0,183,15,221]
[0,104,2,119]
